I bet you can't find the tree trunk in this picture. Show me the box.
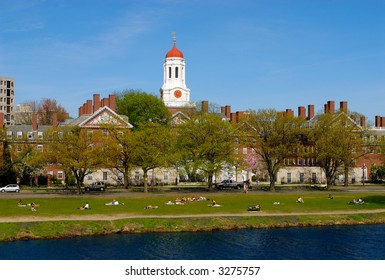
[124,166,130,189]
[143,170,148,193]
[269,173,276,192]
[207,172,214,190]
[344,167,349,187]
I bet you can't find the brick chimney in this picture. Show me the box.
[298,106,306,119]
[360,116,366,128]
[308,105,314,120]
[340,101,348,113]
[86,100,93,114]
[93,94,101,112]
[32,113,38,131]
[109,94,116,112]
[382,117,385,128]
[327,101,335,114]
[236,111,244,123]
[375,116,381,128]
[221,106,226,115]
[201,100,209,114]
[230,112,236,123]
[285,109,294,118]
[225,105,231,119]
[101,98,109,108]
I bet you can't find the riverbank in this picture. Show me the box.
[2,210,385,242]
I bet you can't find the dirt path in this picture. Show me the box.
[2,209,385,223]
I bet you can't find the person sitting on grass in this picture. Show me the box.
[30,203,37,211]
[358,198,365,205]
[328,194,334,200]
[208,200,222,207]
[297,196,304,203]
[349,198,358,205]
[79,202,89,210]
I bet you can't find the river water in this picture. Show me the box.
[1,224,385,260]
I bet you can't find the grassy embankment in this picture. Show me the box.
[1,191,385,241]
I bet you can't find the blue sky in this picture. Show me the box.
[0,0,384,123]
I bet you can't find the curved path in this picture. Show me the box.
[1,209,385,223]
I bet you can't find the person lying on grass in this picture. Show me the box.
[105,199,124,206]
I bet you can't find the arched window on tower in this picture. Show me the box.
[168,67,172,79]
[175,67,179,78]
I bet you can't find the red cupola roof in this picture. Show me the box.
[166,42,184,58]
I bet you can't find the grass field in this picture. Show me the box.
[1,190,385,241]
[1,191,385,218]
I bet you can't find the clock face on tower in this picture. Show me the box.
[174,90,182,98]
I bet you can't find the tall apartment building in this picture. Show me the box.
[0,77,15,125]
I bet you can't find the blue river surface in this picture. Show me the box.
[1,224,385,260]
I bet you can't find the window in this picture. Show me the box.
[37,145,43,152]
[87,173,93,180]
[312,173,317,184]
[168,67,172,78]
[6,131,12,138]
[287,173,292,184]
[17,131,22,139]
[17,145,22,152]
[243,148,247,154]
[163,171,169,180]
[103,172,108,181]
[300,173,305,184]
[37,131,43,139]
[57,171,63,180]
[175,67,179,78]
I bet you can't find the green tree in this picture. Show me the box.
[0,129,17,184]
[115,89,171,129]
[45,126,104,194]
[176,114,235,189]
[130,123,172,192]
[241,109,305,191]
[101,124,134,189]
[370,164,385,182]
[309,112,365,188]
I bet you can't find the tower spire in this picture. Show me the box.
[172,31,176,45]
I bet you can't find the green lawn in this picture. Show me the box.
[1,192,385,219]
[1,191,385,241]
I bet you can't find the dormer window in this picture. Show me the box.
[17,131,22,139]
[38,131,43,139]
[6,131,12,139]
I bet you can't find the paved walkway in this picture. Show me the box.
[1,209,385,223]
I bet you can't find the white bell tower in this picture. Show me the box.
[160,33,194,110]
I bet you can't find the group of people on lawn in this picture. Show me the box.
[17,193,366,213]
